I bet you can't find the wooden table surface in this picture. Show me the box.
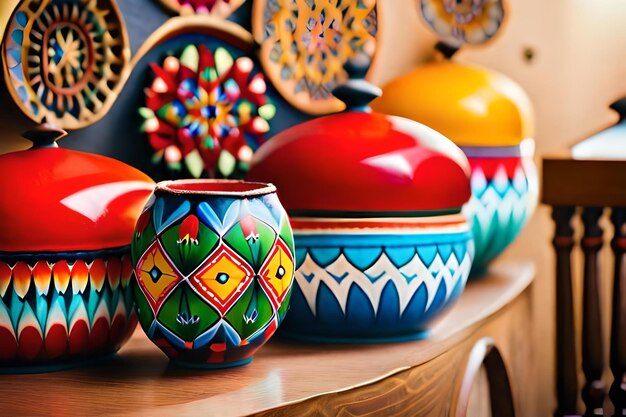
[1,261,534,417]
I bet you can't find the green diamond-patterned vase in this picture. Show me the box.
[131,180,294,369]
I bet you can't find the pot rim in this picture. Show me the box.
[155,179,276,197]
[0,246,130,262]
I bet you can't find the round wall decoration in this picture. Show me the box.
[135,17,277,179]
[418,0,505,48]
[2,0,131,129]
[252,0,377,115]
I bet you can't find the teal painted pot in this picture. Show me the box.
[462,142,538,273]
[0,126,154,372]
[131,180,294,368]
[0,250,138,373]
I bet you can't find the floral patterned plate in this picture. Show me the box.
[133,16,281,179]
[2,0,131,129]
[252,0,377,115]
[419,0,505,48]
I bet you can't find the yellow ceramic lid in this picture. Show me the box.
[371,60,534,147]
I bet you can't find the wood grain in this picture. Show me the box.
[255,347,467,417]
[258,281,533,417]
[0,261,534,417]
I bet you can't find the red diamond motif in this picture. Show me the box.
[258,239,294,310]
[135,240,182,314]
[190,245,255,316]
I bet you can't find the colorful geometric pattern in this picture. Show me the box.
[140,44,276,179]
[464,155,538,270]
[189,244,255,315]
[131,191,294,366]
[0,251,137,368]
[419,0,505,48]
[2,0,130,129]
[253,0,377,114]
[157,0,246,17]
[135,241,183,314]
[281,220,473,342]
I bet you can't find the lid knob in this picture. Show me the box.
[331,61,382,112]
[22,124,67,149]
[435,41,460,59]
[610,97,626,122]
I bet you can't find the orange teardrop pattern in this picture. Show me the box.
[12,262,31,299]
[53,261,71,294]
[90,259,107,292]
[107,257,122,291]
[32,261,52,295]
[0,262,11,297]
[120,255,133,287]
[71,260,89,294]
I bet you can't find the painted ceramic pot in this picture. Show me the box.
[0,126,154,372]
[130,180,294,368]
[248,80,474,343]
[461,140,538,271]
[372,60,538,272]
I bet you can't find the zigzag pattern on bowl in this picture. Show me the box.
[466,161,538,268]
[282,230,474,340]
[0,253,136,364]
[296,247,471,316]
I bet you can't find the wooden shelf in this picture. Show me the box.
[543,152,626,207]
[1,261,534,417]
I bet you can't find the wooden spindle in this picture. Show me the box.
[581,207,606,416]
[553,206,578,417]
[611,208,626,416]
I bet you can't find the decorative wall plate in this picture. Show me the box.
[157,0,246,17]
[134,17,277,179]
[2,0,131,129]
[252,0,377,115]
[419,0,505,48]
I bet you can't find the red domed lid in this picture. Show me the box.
[0,126,155,253]
[248,85,471,216]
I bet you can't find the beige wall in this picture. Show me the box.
[0,0,17,36]
[373,0,626,153]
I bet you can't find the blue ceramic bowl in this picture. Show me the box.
[279,216,474,343]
